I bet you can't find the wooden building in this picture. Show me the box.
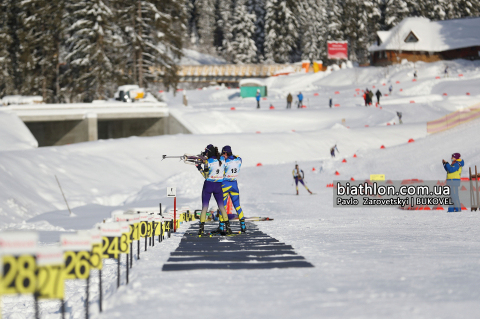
[369,17,480,66]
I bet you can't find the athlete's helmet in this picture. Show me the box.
[452,153,461,159]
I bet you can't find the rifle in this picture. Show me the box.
[162,154,207,165]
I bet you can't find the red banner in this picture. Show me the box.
[327,41,348,60]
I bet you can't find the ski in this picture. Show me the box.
[244,217,274,221]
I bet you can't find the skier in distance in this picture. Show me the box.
[292,164,313,195]
[330,144,339,157]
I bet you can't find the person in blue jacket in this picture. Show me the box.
[256,90,261,109]
[442,152,464,212]
[297,92,303,108]
[221,145,246,233]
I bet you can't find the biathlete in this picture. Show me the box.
[196,144,231,235]
[221,145,246,233]
[292,164,313,195]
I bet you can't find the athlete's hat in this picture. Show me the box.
[205,144,214,151]
[452,153,461,159]
[222,145,232,153]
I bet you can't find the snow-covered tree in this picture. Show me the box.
[298,0,328,61]
[229,0,257,63]
[196,0,217,49]
[440,0,480,18]
[247,0,266,61]
[331,0,376,64]
[377,0,409,30]
[0,0,16,97]
[325,0,344,43]
[405,0,444,20]
[264,0,299,63]
[217,0,235,59]
[114,0,186,90]
[17,0,64,102]
[64,0,119,101]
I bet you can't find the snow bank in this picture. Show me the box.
[0,109,38,151]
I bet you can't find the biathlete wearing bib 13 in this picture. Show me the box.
[197,145,231,235]
[221,145,246,233]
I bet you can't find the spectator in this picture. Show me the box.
[297,92,303,108]
[286,93,292,109]
[256,90,261,109]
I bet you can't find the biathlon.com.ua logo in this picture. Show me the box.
[332,180,467,209]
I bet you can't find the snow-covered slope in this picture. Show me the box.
[0,109,38,151]
[2,59,480,319]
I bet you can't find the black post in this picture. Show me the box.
[98,270,102,312]
[130,242,133,267]
[159,221,162,243]
[145,234,147,252]
[61,299,66,319]
[117,254,120,288]
[152,222,155,247]
[34,293,39,319]
[126,254,129,284]
[85,275,89,319]
[137,239,140,260]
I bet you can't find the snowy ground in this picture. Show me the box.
[1,59,480,318]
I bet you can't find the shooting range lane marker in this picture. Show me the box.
[161,222,314,271]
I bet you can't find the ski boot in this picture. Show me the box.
[218,221,226,236]
[240,219,247,233]
[198,222,205,235]
[210,221,223,235]
[296,190,299,195]
[308,190,313,195]
[225,220,233,235]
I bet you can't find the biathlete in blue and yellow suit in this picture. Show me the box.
[443,152,465,212]
[196,144,231,235]
[220,145,247,233]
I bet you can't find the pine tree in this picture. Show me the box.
[331,0,376,64]
[325,0,344,43]
[264,0,299,63]
[114,0,185,90]
[442,0,480,18]
[17,0,64,102]
[378,0,409,30]
[64,0,119,101]
[405,0,444,20]
[229,0,257,63]
[299,0,328,62]
[218,0,235,60]
[196,0,217,50]
[247,0,266,61]
[0,0,15,97]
